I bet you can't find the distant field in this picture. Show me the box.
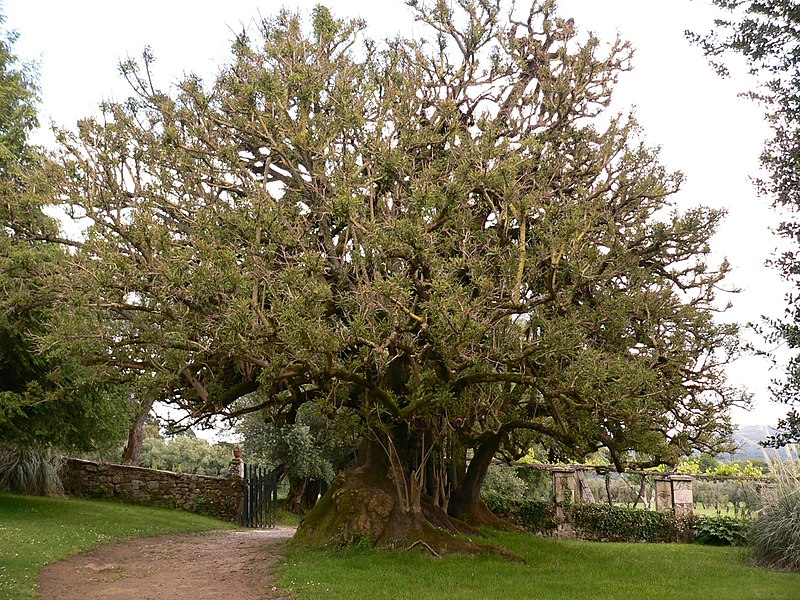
[585,501,752,518]
[692,503,753,518]
[0,494,233,599]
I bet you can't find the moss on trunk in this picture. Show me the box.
[292,437,517,558]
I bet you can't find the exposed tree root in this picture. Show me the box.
[406,540,441,557]
[292,448,521,560]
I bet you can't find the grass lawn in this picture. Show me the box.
[693,503,753,518]
[278,529,800,600]
[0,493,233,599]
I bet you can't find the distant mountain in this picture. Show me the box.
[729,425,798,462]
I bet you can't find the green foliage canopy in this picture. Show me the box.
[237,402,359,484]
[44,1,739,472]
[691,1,800,445]
[140,433,233,476]
[0,14,134,451]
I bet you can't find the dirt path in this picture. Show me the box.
[35,527,296,600]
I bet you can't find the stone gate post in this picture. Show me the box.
[654,477,673,512]
[227,447,245,525]
[669,475,694,518]
[552,467,576,539]
[654,474,695,542]
[228,446,245,478]
[654,475,694,517]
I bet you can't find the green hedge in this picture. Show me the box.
[570,503,695,543]
[483,493,557,533]
[483,494,749,544]
[520,500,558,533]
[482,491,516,517]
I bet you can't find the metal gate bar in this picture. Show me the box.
[241,464,278,528]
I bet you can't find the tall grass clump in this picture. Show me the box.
[0,445,64,496]
[746,462,800,571]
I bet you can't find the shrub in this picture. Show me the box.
[481,465,528,503]
[0,445,64,496]
[514,467,552,500]
[747,464,800,571]
[484,495,693,542]
[482,495,556,533]
[520,500,557,533]
[482,491,515,516]
[570,503,694,543]
[692,515,749,546]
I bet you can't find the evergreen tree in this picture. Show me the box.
[0,14,134,451]
[691,0,800,445]
[46,2,739,551]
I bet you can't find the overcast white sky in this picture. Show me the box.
[3,0,790,429]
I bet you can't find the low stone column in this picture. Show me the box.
[654,477,673,512]
[654,475,694,517]
[670,475,694,543]
[228,446,245,478]
[552,467,576,539]
[669,475,694,518]
[228,458,244,478]
[228,448,245,526]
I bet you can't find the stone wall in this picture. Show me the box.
[60,458,242,522]
[538,468,694,541]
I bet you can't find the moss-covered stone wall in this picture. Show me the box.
[60,458,242,522]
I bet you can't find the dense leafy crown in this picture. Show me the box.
[47,1,739,467]
[0,14,134,450]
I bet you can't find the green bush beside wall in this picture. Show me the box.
[485,494,748,545]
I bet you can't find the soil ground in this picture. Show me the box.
[35,526,296,600]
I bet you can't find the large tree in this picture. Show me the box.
[690,0,800,445]
[0,14,134,452]
[47,1,739,552]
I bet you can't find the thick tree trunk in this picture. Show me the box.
[288,476,307,513]
[308,480,327,508]
[633,476,646,509]
[292,433,514,557]
[288,477,325,512]
[448,432,515,530]
[448,439,467,493]
[121,398,154,466]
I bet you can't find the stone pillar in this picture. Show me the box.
[552,467,576,539]
[654,477,673,512]
[670,475,694,518]
[227,448,245,526]
[228,458,244,478]
[228,447,245,479]
[228,446,244,479]
[655,476,694,517]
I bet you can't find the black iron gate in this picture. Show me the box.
[241,464,278,528]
